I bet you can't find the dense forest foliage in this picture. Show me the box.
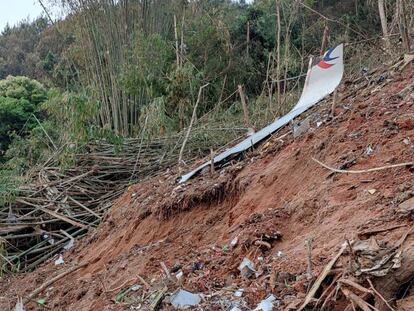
[0,0,413,195]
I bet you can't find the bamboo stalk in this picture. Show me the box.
[178,83,209,168]
[237,85,252,130]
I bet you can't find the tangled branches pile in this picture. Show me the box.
[0,127,244,273]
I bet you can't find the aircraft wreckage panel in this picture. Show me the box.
[179,44,344,183]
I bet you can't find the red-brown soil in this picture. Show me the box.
[1,64,414,311]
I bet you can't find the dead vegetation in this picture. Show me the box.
[0,131,245,273]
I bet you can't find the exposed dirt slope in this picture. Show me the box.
[1,63,414,311]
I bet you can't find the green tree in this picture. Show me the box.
[0,76,47,157]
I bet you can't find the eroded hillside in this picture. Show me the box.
[1,62,414,311]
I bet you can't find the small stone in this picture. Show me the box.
[398,196,414,214]
[293,118,311,138]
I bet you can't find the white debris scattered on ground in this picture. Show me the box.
[170,289,202,308]
[14,297,25,311]
[54,254,64,265]
[253,295,278,311]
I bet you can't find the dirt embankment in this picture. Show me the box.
[1,64,414,310]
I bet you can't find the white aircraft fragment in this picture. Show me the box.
[179,44,344,183]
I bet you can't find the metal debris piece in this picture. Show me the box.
[234,289,244,297]
[353,237,381,253]
[365,145,374,155]
[54,254,64,265]
[359,250,402,277]
[179,44,344,183]
[238,258,257,279]
[42,234,55,245]
[14,297,25,311]
[253,295,278,311]
[353,238,402,277]
[170,289,202,309]
[63,239,74,250]
[259,231,282,243]
[274,250,283,258]
[176,270,184,281]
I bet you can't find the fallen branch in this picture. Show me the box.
[341,287,378,311]
[367,278,396,311]
[317,272,342,309]
[23,262,88,304]
[339,278,373,295]
[298,242,348,311]
[254,240,272,249]
[394,222,414,249]
[137,275,151,289]
[2,127,246,271]
[312,157,413,174]
[106,278,136,294]
[358,224,407,239]
[305,237,313,281]
[37,206,88,229]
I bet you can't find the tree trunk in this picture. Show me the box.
[397,0,411,52]
[378,0,391,52]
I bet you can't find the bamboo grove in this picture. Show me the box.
[41,0,413,137]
